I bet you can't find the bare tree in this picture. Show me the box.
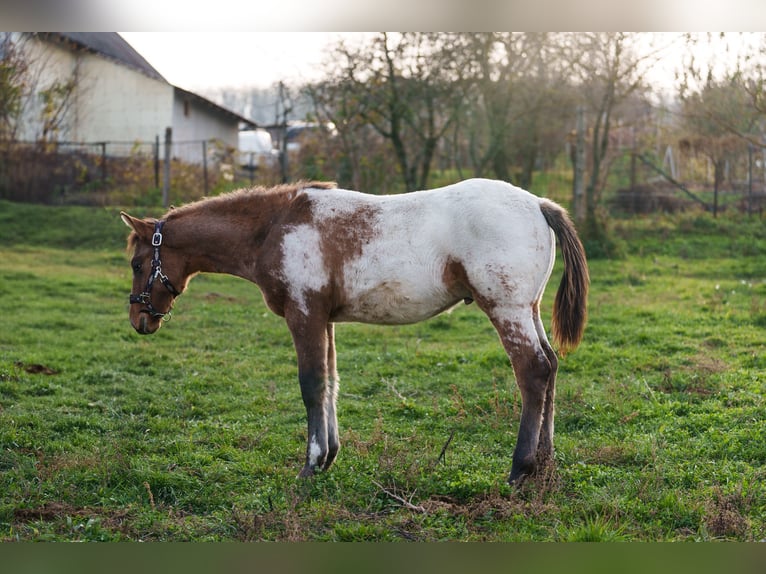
[456,32,569,187]
[306,64,373,191]
[0,33,30,140]
[679,33,765,149]
[679,80,755,216]
[317,32,466,191]
[38,75,77,144]
[561,33,658,242]
[0,32,82,143]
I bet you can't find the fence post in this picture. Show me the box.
[100,142,107,186]
[748,144,753,216]
[163,127,172,208]
[202,140,208,196]
[572,105,586,224]
[154,135,160,189]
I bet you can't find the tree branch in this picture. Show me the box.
[371,480,426,513]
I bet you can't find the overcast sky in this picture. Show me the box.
[119,32,765,97]
[120,32,366,91]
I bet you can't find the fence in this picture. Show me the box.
[0,137,281,207]
[2,134,765,215]
[601,143,766,217]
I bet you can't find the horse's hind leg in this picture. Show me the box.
[487,306,555,485]
[533,302,558,470]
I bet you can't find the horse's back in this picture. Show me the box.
[306,178,545,238]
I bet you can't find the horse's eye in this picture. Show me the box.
[132,262,142,274]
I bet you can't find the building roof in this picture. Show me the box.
[175,86,256,129]
[37,32,167,83]
[34,33,256,129]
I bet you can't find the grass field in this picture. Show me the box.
[0,198,764,541]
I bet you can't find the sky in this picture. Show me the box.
[119,32,765,96]
[3,0,764,92]
[119,32,362,91]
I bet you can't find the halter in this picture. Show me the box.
[129,220,180,320]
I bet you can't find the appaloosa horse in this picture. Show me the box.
[121,178,588,484]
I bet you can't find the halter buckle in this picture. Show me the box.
[130,292,150,305]
[151,231,163,246]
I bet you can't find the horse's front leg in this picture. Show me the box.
[287,311,332,478]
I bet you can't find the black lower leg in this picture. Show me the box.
[298,369,328,477]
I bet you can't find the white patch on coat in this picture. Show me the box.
[308,434,322,469]
[311,178,556,325]
[280,224,329,315]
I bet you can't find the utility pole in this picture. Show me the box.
[277,82,293,184]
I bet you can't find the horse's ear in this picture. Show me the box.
[120,212,154,239]
[120,211,135,230]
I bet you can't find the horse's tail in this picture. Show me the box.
[539,200,589,355]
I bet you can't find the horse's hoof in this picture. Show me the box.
[508,459,535,486]
[297,465,316,479]
[508,470,529,488]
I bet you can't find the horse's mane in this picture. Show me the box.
[165,180,337,221]
[125,181,336,252]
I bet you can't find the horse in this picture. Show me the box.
[121,178,588,485]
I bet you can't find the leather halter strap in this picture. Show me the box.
[129,220,180,319]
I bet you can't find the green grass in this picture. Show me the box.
[0,199,764,541]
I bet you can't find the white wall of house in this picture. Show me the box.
[76,55,173,145]
[171,91,240,163]
[13,33,78,142]
[8,33,250,166]
[18,34,174,147]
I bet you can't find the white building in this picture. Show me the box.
[8,32,254,163]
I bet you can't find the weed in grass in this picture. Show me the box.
[561,513,627,542]
[703,486,753,540]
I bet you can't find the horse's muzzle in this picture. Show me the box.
[134,312,161,335]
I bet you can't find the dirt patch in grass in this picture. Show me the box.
[12,501,134,533]
[14,361,59,375]
[704,487,752,539]
[655,352,728,396]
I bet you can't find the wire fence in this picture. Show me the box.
[0,138,282,206]
[603,144,766,217]
[1,136,764,215]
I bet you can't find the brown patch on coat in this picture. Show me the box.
[311,202,382,315]
[441,258,477,307]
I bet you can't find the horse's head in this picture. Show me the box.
[121,212,189,335]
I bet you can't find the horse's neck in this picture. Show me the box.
[172,209,261,279]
